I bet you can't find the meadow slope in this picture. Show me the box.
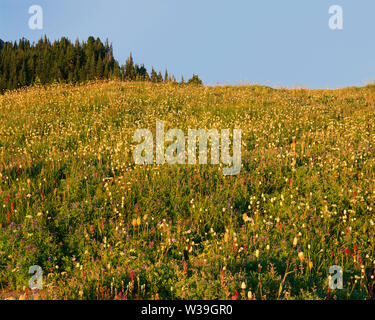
[0,81,374,299]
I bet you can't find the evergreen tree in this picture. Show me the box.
[125,53,135,80]
[187,74,203,86]
[137,64,149,81]
[96,56,104,79]
[0,36,195,93]
[164,70,169,83]
[19,59,28,86]
[151,68,158,83]
[157,71,163,83]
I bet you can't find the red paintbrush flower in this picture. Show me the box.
[232,291,239,300]
[220,269,225,283]
[130,270,135,281]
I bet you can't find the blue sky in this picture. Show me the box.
[1,0,375,88]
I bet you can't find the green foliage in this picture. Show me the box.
[187,74,203,86]
[150,68,158,83]
[0,37,187,93]
[0,36,119,92]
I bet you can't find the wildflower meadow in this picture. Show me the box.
[0,80,374,300]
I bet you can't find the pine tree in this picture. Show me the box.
[88,53,96,79]
[113,62,121,79]
[96,56,104,79]
[187,74,203,86]
[151,68,158,83]
[157,71,163,83]
[0,36,183,92]
[19,59,28,86]
[125,53,135,81]
[164,70,169,83]
[137,64,149,81]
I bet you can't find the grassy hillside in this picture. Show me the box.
[0,81,374,299]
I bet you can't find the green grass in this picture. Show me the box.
[0,80,374,300]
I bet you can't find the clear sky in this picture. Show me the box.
[1,0,375,88]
